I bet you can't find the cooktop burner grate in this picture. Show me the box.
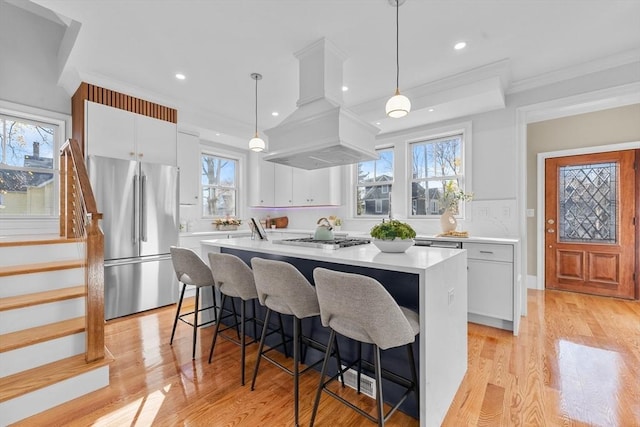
[273,237,371,249]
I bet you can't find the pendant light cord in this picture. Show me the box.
[254,76,258,136]
[395,0,400,91]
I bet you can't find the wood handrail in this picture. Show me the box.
[60,139,105,363]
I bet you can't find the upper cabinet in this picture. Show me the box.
[248,152,275,207]
[85,101,177,165]
[251,160,341,207]
[177,131,200,205]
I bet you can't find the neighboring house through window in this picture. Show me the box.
[201,152,238,218]
[355,148,394,217]
[0,112,58,216]
[410,132,467,216]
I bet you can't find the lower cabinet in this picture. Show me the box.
[463,242,518,334]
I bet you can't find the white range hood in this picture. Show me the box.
[264,38,380,170]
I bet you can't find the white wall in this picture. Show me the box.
[0,1,71,115]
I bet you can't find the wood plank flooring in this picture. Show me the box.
[14,289,640,426]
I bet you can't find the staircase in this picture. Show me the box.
[0,236,111,425]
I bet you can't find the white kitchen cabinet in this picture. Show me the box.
[274,163,293,206]
[85,101,177,165]
[464,242,516,332]
[248,152,274,207]
[273,164,341,206]
[177,131,200,205]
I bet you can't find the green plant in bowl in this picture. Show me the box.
[370,220,416,253]
[370,220,416,240]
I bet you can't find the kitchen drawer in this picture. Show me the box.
[463,242,513,262]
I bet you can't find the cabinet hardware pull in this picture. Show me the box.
[479,250,494,254]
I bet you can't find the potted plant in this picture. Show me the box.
[328,215,343,231]
[439,182,473,233]
[369,219,416,253]
[213,216,242,231]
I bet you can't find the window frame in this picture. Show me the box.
[199,148,241,219]
[0,102,66,219]
[353,147,395,218]
[407,122,472,219]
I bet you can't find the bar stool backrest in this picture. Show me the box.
[251,257,320,319]
[313,267,415,350]
[208,252,258,301]
[170,246,215,287]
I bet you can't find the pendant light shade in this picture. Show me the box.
[249,73,265,152]
[386,0,410,118]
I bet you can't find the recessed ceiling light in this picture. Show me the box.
[342,86,349,92]
[428,108,435,112]
[454,41,466,50]
[215,133,221,136]
[375,122,381,125]
[271,112,279,117]
[175,73,186,80]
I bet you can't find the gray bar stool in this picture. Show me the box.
[169,246,218,360]
[310,267,420,427]
[207,252,262,385]
[249,258,343,427]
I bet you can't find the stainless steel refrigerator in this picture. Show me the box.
[88,155,179,320]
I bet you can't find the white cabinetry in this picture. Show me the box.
[274,164,293,206]
[85,101,177,165]
[248,152,274,207]
[272,164,341,207]
[464,242,518,334]
[177,131,200,205]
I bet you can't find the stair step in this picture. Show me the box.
[0,260,85,278]
[0,286,86,312]
[0,236,82,248]
[0,348,113,403]
[0,317,85,353]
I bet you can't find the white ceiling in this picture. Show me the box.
[27,0,640,145]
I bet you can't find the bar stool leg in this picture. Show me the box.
[208,294,227,363]
[250,308,272,390]
[310,329,336,427]
[356,341,362,394]
[192,287,200,359]
[240,299,246,385]
[170,283,186,345]
[407,343,419,402]
[373,345,384,427]
[293,317,301,427]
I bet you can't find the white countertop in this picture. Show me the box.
[201,236,464,275]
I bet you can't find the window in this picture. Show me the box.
[201,153,238,218]
[0,113,58,216]
[410,133,466,216]
[355,148,393,217]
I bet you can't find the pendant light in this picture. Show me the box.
[385,0,411,118]
[248,73,266,152]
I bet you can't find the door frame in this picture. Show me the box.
[536,142,640,291]
[516,81,640,316]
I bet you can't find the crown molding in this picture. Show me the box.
[507,48,640,94]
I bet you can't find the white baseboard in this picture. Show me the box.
[527,274,539,289]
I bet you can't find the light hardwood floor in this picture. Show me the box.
[15,289,640,426]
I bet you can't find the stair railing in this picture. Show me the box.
[60,139,105,362]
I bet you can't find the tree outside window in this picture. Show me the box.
[411,134,466,216]
[201,153,237,218]
[0,114,56,216]
[355,149,393,217]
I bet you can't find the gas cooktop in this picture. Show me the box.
[273,237,371,250]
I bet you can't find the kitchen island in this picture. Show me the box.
[201,237,467,427]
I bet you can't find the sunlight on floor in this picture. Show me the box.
[93,384,171,426]
[558,340,619,426]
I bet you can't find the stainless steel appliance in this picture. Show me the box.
[273,237,371,250]
[413,238,462,249]
[89,155,179,319]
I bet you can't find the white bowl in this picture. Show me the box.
[372,238,414,253]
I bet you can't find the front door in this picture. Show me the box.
[544,150,638,299]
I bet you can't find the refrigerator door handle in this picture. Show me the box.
[133,174,139,244]
[141,174,147,242]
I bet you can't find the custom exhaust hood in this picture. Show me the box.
[264,38,380,170]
